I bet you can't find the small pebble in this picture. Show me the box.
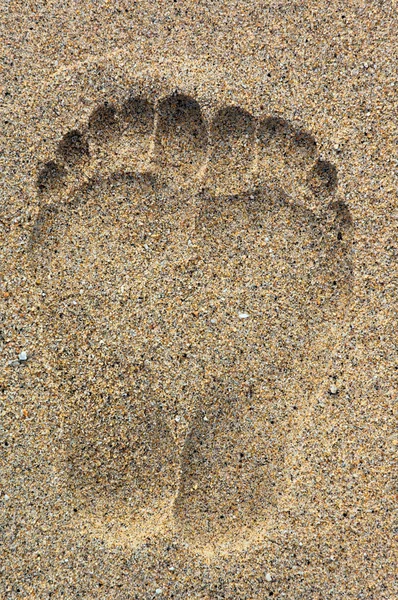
[238,312,249,319]
[18,351,27,361]
[330,384,338,394]
[265,573,272,582]
[155,589,163,595]
[4,494,10,501]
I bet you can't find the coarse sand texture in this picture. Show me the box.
[30,86,353,554]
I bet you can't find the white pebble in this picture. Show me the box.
[238,312,249,319]
[175,416,181,423]
[155,589,163,595]
[265,573,272,582]
[4,494,10,501]
[330,384,338,394]
[18,351,27,361]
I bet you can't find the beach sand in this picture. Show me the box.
[1,2,396,598]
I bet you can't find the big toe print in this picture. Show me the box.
[206,106,257,196]
[152,93,208,185]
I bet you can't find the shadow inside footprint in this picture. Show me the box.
[117,95,155,171]
[64,359,178,539]
[121,96,154,136]
[206,106,256,196]
[56,130,89,165]
[174,187,353,553]
[37,160,67,195]
[257,117,317,201]
[153,93,208,184]
[88,101,119,144]
[307,159,338,199]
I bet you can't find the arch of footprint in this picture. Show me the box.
[32,90,353,555]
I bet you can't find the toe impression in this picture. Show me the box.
[206,106,256,197]
[256,117,317,202]
[153,93,208,186]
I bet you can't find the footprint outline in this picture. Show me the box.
[31,86,353,554]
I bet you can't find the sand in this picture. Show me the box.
[1,1,396,598]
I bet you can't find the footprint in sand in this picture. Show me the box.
[31,89,352,552]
